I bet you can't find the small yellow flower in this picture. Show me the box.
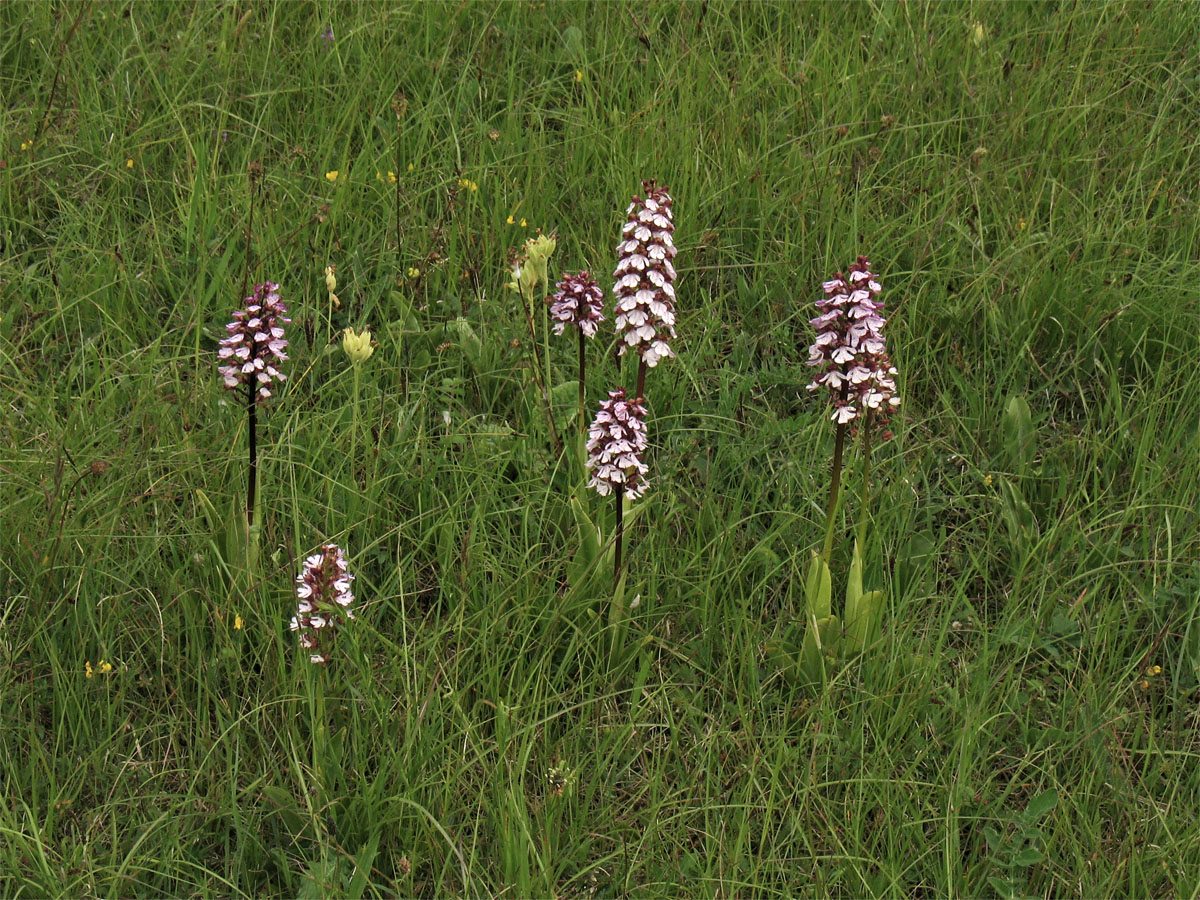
[1146,665,1162,677]
[126,158,134,168]
[85,661,94,679]
[520,217,527,228]
[457,177,478,192]
[98,659,112,674]
[406,162,414,172]
[387,170,397,183]
[1017,218,1028,232]
[506,214,515,225]
[324,265,337,294]
[342,326,375,365]
[406,267,420,278]
[1138,679,1151,691]
[325,170,340,182]
[983,474,993,486]
[234,614,244,630]
[575,69,583,82]
[20,139,33,151]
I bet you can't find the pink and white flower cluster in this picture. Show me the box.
[549,270,606,338]
[586,388,649,500]
[290,543,356,664]
[217,282,290,401]
[613,181,677,367]
[806,256,900,429]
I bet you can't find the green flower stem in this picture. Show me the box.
[517,280,562,455]
[613,491,624,593]
[348,363,362,529]
[308,669,330,841]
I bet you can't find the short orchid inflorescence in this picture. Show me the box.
[290,543,356,664]
[806,257,899,432]
[549,271,606,338]
[586,388,649,500]
[217,282,290,401]
[613,181,677,367]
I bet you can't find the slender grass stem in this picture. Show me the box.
[856,420,874,551]
[820,421,847,567]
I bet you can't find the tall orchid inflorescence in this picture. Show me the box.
[806,257,899,432]
[777,255,903,688]
[218,282,290,400]
[290,543,356,664]
[550,271,606,338]
[586,388,649,501]
[613,181,677,370]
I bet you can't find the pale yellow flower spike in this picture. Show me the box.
[343,327,375,365]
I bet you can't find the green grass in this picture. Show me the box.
[2,1,1198,896]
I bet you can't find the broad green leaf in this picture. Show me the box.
[448,317,483,370]
[345,832,381,898]
[1003,395,1035,478]
[764,639,802,685]
[986,875,1018,899]
[801,553,834,684]
[260,784,308,841]
[1023,788,1059,821]
[805,552,832,618]
[999,477,1039,548]
[847,538,864,604]
[1012,847,1045,867]
[848,589,884,651]
[844,539,865,650]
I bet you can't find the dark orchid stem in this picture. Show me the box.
[241,168,261,532]
[635,357,648,406]
[820,421,848,567]
[614,492,624,592]
[37,2,89,140]
[246,380,257,529]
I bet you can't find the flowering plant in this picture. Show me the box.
[613,180,677,400]
[211,282,289,578]
[290,543,356,664]
[773,257,901,686]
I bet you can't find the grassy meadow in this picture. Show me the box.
[2,1,1199,896]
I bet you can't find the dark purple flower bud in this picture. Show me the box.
[586,388,649,500]
[217,283,290,402]
[549,270,605,338]
[290,543,356,664]
[807,257,899,432]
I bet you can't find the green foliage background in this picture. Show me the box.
[1,1,1197,896]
